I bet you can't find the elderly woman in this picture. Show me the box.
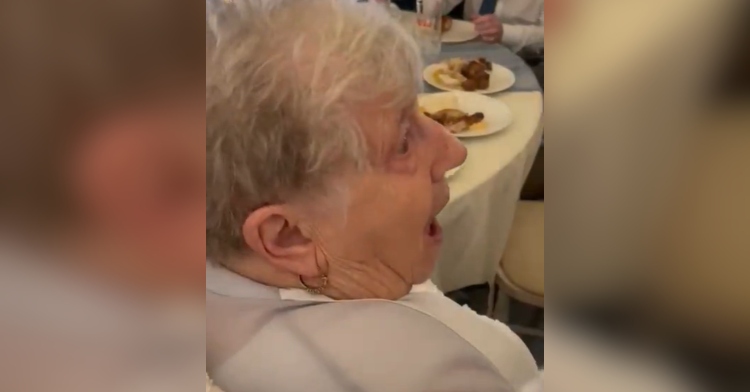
[206,1,541,391]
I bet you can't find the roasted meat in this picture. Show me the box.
[460,61,487,79]
[434,58,493,92]
[425,109,485,134]
[477,57,492,70]
[458,58,491,91]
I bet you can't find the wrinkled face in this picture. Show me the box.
[68,91,206,295]
[313,102,466,289]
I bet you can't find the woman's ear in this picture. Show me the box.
[241,205,319,277]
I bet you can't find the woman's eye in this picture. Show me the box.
[397,133,410,155]
[397,121,412,155]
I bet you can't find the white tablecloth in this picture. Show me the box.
[432,92,543,292]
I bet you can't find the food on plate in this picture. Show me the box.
[432,57,492,91]
[420,94,485,134]
[441,16,453,32]
[424,109,485,134]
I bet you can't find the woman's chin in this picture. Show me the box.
[414,250,440,285]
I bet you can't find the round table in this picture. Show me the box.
[427,40,544,293]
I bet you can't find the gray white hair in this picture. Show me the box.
[206,0,423,261]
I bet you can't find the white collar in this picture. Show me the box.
[206,261,442,301]
[279,279,443,302]
[279,280,442,302]
[205,262,278,299]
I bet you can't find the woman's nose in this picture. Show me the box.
[444,131,467,171]
[424,115,467,180]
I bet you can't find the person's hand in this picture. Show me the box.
[472,14,504,43]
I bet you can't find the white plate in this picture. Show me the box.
[423,61,516,95]
[419,91,513,139]
[442,19,478,43]
[445,161,464,179]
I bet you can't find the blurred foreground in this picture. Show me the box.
[546,0,750,391]
[0,0,205,391]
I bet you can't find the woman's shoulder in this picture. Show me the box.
[209,293,478,339]
[207,296,482,350]
[208,298,513,392]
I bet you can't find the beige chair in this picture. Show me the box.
[488,201,544,337]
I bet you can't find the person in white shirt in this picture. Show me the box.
[439,0,544,52]
[430,0,544,88]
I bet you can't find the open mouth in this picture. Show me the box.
[425,216,443,243]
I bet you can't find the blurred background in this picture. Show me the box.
[546,0,750,391]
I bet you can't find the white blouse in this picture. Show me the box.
[206,263,541,391]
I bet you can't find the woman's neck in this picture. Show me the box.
[223,255,303,290]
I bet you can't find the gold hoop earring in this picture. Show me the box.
[299,275,328,295]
